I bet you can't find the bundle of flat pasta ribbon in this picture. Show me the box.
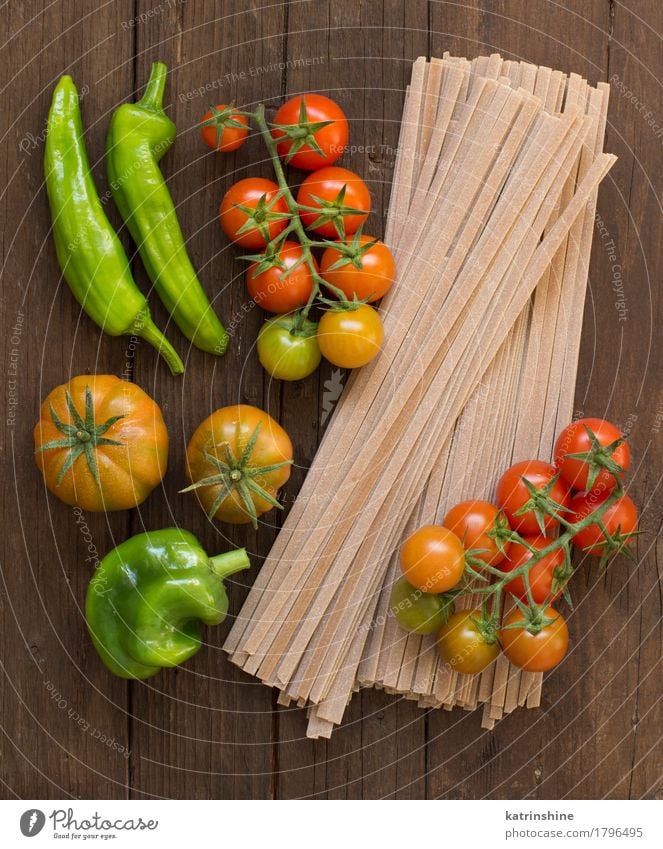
[225,54,614,739]
[357,55,611,732]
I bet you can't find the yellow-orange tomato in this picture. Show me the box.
[317,305,384,368]
[437,610,500,675]
[185,405,292,526]
[399,525,465,593]
[34,375,168,512]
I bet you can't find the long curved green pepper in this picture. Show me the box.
[106,62,229,356]
[44,76,184,375]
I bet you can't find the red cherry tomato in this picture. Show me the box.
[500,607,569,672]
[219,178,289,249]
[554,417,630,494]
[570,491,639,556]
[246,241,315,313]
[297,167,370,238]
[272,94,349,171]
[199,105,249,152]
[499,536,566,604]
[442,500,511,566]
[319,236,395,303]
[496,460,571,534]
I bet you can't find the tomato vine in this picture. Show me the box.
[226,102,380,332]
[459,459,636,638]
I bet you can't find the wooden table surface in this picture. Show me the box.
[2,0,661,800]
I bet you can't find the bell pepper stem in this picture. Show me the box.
[209,548,250,580]
[139,62,168,112]
[133,311,184,375]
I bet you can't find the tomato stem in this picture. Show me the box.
[251,105,359,328]
[466,477,631,628]
[180,420,293,530]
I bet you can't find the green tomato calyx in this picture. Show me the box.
[35,386,126,488]
[180,421,293,529]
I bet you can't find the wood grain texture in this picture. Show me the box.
[1,0,660,799]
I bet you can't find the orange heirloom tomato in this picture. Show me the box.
[184,405,293,527]
[442,499,510,566]
[199,104,249,152]
[399,525,465,594]
[34,375,168,512]
[317,304,384,368]
[500,606,569,672]
[319,236,395,303]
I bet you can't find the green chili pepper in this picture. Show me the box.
[106,62,229,356]
[44,76,184,375]
[86,528,249,679]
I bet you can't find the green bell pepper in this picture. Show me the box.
[44,75,184,376]
[106,62,229,355]
[86,528,249,679]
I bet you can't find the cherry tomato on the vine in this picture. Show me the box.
[297,167,370,237]
[570,491,638,556]
[246,241,315,313]
[199,104,249,152]
[499,536,566,604]
[389,576,453,635]
[500,607,569,672]
[399,525,465,594]
[437,610,500,675]
[317,304,384,368]
[219,177,289,248]
[554,417,630,494]
[272,94,349,171]
[319,236,395,303]
[442,500,511,566]
[496,459,571,534]
[257,314,321,382]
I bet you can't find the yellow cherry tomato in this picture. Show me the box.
[317,304,384,368]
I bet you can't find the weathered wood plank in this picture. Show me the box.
[568,0,663,800]
[127,0,286,800]
[0,0,135,799]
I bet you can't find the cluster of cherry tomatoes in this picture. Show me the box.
[199,94,396,380]
[390,418,639,675]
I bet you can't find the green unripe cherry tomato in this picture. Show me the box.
[389,576,454,635]
[257,313,321,381]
